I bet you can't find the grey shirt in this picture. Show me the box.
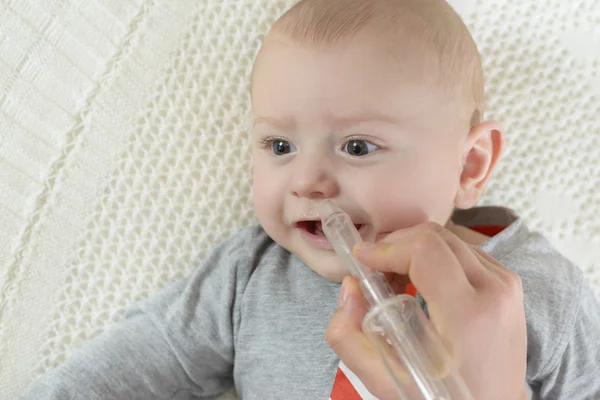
[21,207,600,399]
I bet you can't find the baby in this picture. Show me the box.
[22,0,600,399]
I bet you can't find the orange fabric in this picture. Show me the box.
[405,283,417,297]
[469,224,505,237]
[330,367,362,400]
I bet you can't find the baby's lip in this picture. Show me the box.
[376,232,391,242]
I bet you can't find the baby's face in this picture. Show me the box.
[251,35,470,282]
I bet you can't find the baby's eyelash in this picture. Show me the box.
[341,135,379,147]
[258,136,282,149]
[258,135,380,150]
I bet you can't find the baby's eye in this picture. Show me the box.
[272,139,296,155]
[344,139,379,157]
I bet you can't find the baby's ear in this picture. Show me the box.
[454,121,505,209]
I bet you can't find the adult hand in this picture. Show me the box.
[325,222,529,400]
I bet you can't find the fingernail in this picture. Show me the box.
[353,242,376,255]
[354,242,391,255]
[338,281,349,307]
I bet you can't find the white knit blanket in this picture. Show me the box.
[0,0,599,398]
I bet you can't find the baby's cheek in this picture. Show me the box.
[252,168,274,212]
[358,165,455,229]
[418,159,462,223]
[357,176,427,230]
[252,167,290,239]
[253,178,274,213]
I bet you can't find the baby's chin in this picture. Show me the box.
[304,252,348,283]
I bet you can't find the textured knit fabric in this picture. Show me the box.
[20,208,600,400]
[1,0,599,398]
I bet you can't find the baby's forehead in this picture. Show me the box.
[252,35,465,111]
[260,0,484,119]
[251,56,469,135]
[270,0,461,52]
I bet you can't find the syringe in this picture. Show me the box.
[315,200,473,400]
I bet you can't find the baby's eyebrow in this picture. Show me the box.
[253,117,295,130]
[326,112,401,129]
[253,113,401,131]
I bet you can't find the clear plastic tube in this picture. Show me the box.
[314,200,473,400]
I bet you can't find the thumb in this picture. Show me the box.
[329,276,369,335]
[326,277,401,399]
[325,277,380,378]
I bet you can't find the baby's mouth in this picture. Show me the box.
[296,220,363,236]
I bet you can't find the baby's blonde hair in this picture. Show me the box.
[270,0,484,125]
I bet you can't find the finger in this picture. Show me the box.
[470,245,512,278]
[354,223,475,301]
[374,221,442,244]
[353,236,421,276]
[407,230,476,312]
[326,276,375,361]
[361,222,493,290]
[325,277,394,394]
[470,245,524,298]
[434,229,491,289]
[354,222,451,274]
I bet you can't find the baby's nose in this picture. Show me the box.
[290,175,339,199]
[290,159,339,199]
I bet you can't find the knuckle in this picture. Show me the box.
[486,272,524,313]
[420,221,445,234]
[411,230,443,254]
[324,324,349,350]
[504,270,524,296]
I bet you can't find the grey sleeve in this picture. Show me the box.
[536,279,600,399]
[20,229,256,400]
